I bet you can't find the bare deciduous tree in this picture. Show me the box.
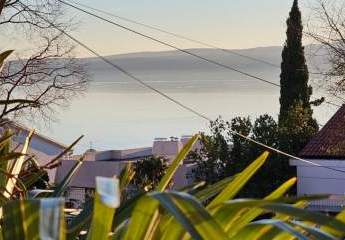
[0,0,88,122]
[307,0,345,96]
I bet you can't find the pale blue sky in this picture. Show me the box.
[0,0,318,56]
[68,0,317,56]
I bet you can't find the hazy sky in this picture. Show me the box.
[1,0,318,57]
[66,0,317,56]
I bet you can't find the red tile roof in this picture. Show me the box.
[300,105,345,159]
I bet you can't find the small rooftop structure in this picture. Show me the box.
[80,147,153,162]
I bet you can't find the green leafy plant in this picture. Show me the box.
[0,131,345,239]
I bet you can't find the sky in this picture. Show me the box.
[62,0,316,56]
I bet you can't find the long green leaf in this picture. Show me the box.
[0,130,12,190]
[207,151,269,208]
[237,201,308,240]
[226,177,297,235]
[122,196,161,240]
[3,129,34,199]
[150,191,229,240]
[193,176,235,202]
[112,192,144,231]
[51,156,84,197]
[2,198,65,240]
[218,199,345,234]
[288,221,337,240]
[156,134,199,191]
[87,177,120,240]
[320,207,345,238]
[161,152,268,240]
[250,219,308,240]
[122,135,199,240]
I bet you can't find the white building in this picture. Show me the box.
[290,105,345,212]
[55,136,200,205]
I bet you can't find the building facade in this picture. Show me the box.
[290,105,345,212]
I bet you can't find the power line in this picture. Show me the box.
[58,0,342,109]
[66,0,345,108]
[67,0,280,69]
[20,2,345,175]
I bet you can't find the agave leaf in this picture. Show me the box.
[218,199,345,234]
[0,132,14,152]
[178,181,206,195]
[0,152,23,163]
[112,192,144,230]
[119,162,135,191]
[243,201,308,240]
[0,131,12,190]
[250,219,308,240]
[156,134,199,192]
[3,129,34,199]
[87,177,120,240]
[193,176,235,202]
[2,198,65,240]
[226,177,297,236]
[320,208,345,238]
[207,151,269,209]
[150,191,229,240]
[122,135,199,240]
[122,196,161,240]
[43,135,83,169]
[161,152,268,240]
[287,221,337,240]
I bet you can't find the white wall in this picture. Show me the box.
[290,159,345,196]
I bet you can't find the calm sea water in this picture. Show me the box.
[37,83,338,153]
[29,48,341,153]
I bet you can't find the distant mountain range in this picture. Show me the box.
[81,44,329,74]
[77,45,330,93]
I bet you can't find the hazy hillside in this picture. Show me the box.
[80,45,330,93]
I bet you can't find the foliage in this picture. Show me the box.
[133,156,168,192]
[0,121,344,239]
[189,118,231,183]
[191,115,288,197]
[279,0,319,154]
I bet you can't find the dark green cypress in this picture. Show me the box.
[278,0,319,161]
[279,0,312,124]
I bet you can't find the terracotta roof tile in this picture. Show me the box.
[299,105,345,159]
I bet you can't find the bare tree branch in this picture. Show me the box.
[0,0,88,122]
[307,0,345,97]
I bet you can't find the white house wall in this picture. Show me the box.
[290,159,345,196]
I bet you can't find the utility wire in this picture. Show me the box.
[20,2,345,175]
[58,0,342,109]
[67,0,345,107]
[67,0,280,68]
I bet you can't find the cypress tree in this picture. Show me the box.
[279,0,312,123]
[279,0,318,155]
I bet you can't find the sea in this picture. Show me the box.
[30,47,341,153]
